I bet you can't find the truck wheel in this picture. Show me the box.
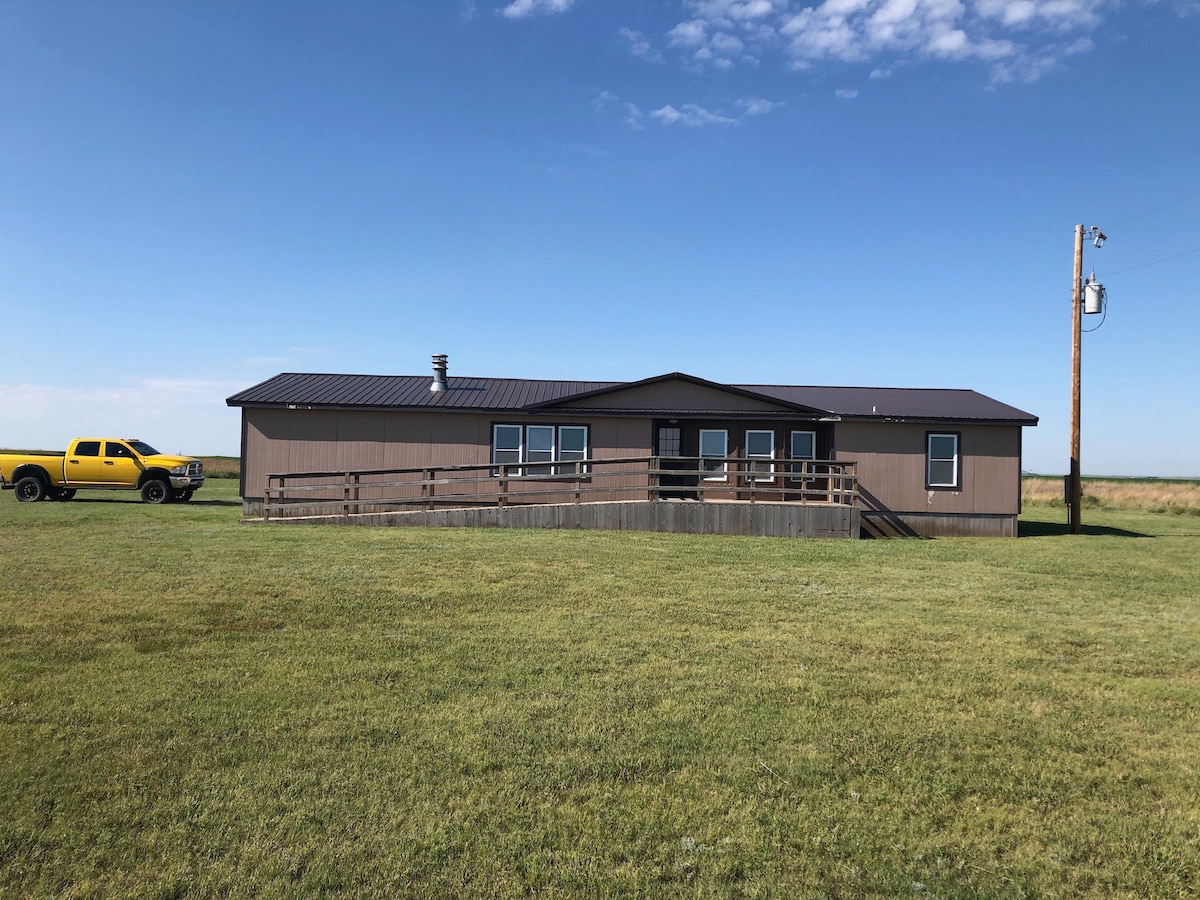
[15,476,47,502]
[173,489,194,502]
[50,488,77,501]
[140,479,172,504]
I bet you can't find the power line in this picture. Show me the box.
[1110,189,1200,227]
[1104,245,1200,277]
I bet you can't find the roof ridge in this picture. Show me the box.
[741,383,977,393]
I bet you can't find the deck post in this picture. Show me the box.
[265,475,277,523]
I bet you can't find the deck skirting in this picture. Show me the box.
[249,500,860,539]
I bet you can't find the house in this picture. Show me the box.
[226,357,1037,537]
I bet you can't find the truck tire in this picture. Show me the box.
[50,488,77,501]
[140,479,172,504]
[173,489,194,502]
[15,476,47,502]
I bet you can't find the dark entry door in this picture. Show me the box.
[654,422,697,499]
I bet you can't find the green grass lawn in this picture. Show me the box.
[2,481,1197,897]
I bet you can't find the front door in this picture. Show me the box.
[654,422,696,499]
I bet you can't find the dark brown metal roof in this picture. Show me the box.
[227,372,1037,425]
[738,384,1038,424]
[226,373,621,411]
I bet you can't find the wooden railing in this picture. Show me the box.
[262,456,858,522]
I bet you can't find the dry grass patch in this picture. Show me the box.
[198,456,240,478]
[1024,475,1200,514]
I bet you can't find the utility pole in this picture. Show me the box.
[1069,225,1084,534]
[1068,224,1106,535]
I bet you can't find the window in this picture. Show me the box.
[492,424,589,476]
[493,425,522,471]
[790,430,816,481]
[526,425,555,475]
[105,442,134,458]
[75,441,100,457]
[927,433,960,489]
[746,430,774,482]
[557,426,588,474]
[699,429,728,480]
[657,427,681,457]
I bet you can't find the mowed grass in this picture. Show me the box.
[1,481,1197,897]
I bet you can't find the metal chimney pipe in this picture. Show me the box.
[430,354,448,392]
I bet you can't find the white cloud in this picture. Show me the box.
[870,66,894,76]
[710,31,746,53]
[597,90,780,129]
[781,8,866,61]
[500,0,574,19]
[592,89,619,110]
[669,12,767,68]
[1165,0,1199,16]
[974,0,1101,29]
[650,103,739,126]
[834,87,860,97]
[685,0,788,27]
[737,96,785,114]
[643,0,1124,84]
[668,19,710,46]
[619,27,664,62]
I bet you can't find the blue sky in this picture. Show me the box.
[1,0,1197,475]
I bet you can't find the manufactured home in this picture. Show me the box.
[226,358,1037,537]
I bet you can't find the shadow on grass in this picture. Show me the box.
[54,498,243,508]
[1019,520,1151,538]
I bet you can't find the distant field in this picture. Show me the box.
[1,479,1197,896]
[1024,474,1200,514]
[198,455,240,479]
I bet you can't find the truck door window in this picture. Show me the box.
[75,441,100,456]
[105,442,133,458]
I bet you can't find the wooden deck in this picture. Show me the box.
[250,456,860,538]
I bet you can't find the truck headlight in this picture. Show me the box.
[170,464,188,475]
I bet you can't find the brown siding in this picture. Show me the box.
[241,409,653,502]
[834,422,1022,516]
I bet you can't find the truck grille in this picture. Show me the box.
[188,462,203,476]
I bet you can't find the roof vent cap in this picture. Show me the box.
[431,354,449,392]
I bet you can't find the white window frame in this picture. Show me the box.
[699,429,728,481]
[926,432,960,489]
[492,424,523,475]
[492,424,590,477]
[557,425,589,475]
[525,425,556,476]
[790,430,817,482]
[745,430,775,482]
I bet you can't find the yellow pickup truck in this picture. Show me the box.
[0,438,205,504]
